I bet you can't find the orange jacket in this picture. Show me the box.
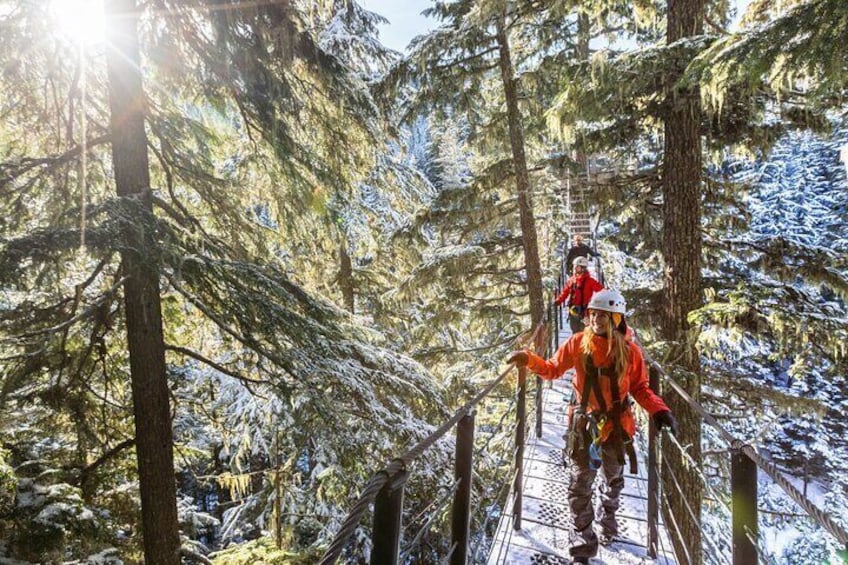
[525,332,668,441]
[555,271,603,307]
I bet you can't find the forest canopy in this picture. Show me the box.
[0,0,846,563]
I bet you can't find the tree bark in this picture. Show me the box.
[662,0,705,563]
[105,1,180,563]
[339,243,355,314]
[576,12,590,61]
[496,14,545,329]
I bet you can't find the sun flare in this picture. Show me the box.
[50,0,106,45]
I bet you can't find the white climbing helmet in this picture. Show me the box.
[587,289,626,314]
[573,256,589,268]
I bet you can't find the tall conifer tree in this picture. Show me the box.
[662,0,705,562]
[387,0,559,331]
[104,0,179,561]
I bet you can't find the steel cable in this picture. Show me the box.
[319,361,519,564]
[660,486,694,565]
[660,455,731,562]
[662,431,732,515]
[400,478,460,559]
[645,353,848,549]
[737,441,848,546]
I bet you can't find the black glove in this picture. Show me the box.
[654,410,679,436]
[506,350,529,367]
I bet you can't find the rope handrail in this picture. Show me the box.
[318,330,539,565]
[644,352,848,548]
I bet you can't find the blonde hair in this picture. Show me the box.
[580,319,629,379]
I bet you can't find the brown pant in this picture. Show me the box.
[567,440,625,560]
[568,313,585,334]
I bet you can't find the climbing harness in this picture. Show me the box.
[565,354,638,473]
[566,280,584,310]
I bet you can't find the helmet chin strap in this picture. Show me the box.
[612,313,623,327]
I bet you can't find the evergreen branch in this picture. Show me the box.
[414,333,520,356]
[706,369,828,417]
[456,292,526,304]
[695,0,848,112]
[179,547,213,565]
[75,438,135,489]
[147,140,207,235]
[0,134,111,188]
[704,12,729,35]
[2,276,127,342]
[165,344,270,387]
[428,46,499,73]
[164,272,298,383]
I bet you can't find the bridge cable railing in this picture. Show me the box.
[660,433,735,563]
[478,306,557,563]
[317,319,549,565]
[590,214,605,287]
[642,354,848,564]
[453,390,529,564]
[549,205,843,562]
[550,221,847,562]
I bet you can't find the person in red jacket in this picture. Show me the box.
[554,256,604,334]
[508,289,677,564]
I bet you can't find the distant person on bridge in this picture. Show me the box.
[507,290,678,564]
[554,256,603,334]
[565,234,599,274]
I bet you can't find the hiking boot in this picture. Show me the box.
[570,558,589,565]
[599,532,615,546]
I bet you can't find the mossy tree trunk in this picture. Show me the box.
[339,243,355,314]
[662,0,705,563]
[496,12,545,329]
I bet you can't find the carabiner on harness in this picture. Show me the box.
[586,414,606,470]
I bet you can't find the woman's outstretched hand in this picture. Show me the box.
[506,351,529,367]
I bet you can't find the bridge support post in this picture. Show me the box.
[371,467,409,565]
[547,303,553,353]
[513,366,527,529]
[547,302,553,356]
[450,412,475,565]
[647,366,660,558]
[732,447,758,565]
[558,303,563,332]
[556,268,563,331]
[535,377,543,438]
[535,324,544,438]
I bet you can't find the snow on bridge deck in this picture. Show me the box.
[486,309,678,564]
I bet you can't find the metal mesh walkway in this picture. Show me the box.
[486,378,677,564]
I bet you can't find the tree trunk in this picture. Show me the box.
[662,0,705,563]
[105,1,180,563]
[572,12,590,243]
[339,243,355,314]
[496,14,545,329]
[576,12,590,61]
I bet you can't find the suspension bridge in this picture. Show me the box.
[315,179,848,565]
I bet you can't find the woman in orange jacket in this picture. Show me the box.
[508,289,677,564]
[554,256,604,334]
